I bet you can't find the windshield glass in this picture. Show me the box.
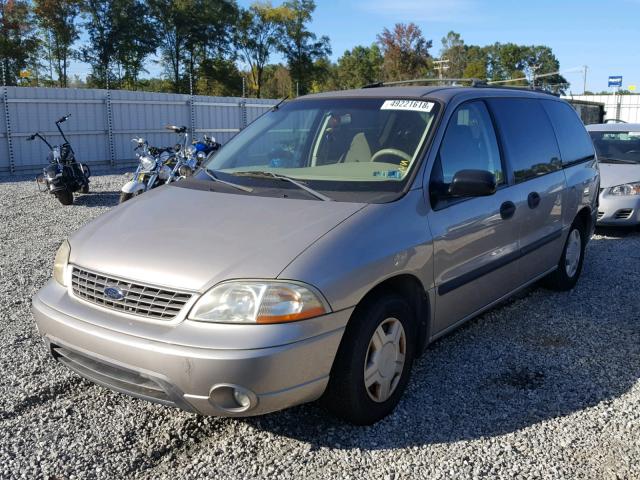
[203,98,438,201]
[589,130,640,164]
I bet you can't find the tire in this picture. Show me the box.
[119,192,134,203]
[80,165,91,193]
[321,294,416,425]
[55,189,74,206]
[543,218,586,291]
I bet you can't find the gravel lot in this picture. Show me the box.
[0,174,639,479]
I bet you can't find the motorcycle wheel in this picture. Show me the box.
[119,190,143,204]
[55,189,74,205]
[80,165,91,193]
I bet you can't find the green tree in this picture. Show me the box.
[149,0,237,94]
[235,2,289,98]
[279,0,331,96]
[82,0,158,89]
[440,31,465,78]
[34,0,81,87]
[260,63,292,98]
[0,0,39,85]
[462,45,487,79]
[377,23,432,81]
[334,44,383,89]
[112,0,158,89]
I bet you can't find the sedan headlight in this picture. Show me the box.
[189,281,329,324]
[139,155,156,171]
[608,182,640,196]
[53,240,70,286]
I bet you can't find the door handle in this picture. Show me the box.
[500,201,516,219]
[528,192,541,209]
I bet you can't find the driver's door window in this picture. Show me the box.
[432,101,504,189]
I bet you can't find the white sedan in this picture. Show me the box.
[587,123,640,226]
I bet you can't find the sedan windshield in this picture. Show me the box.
[589,131,640,164]
[203,98,438,202]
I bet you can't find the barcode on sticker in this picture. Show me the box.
[381,100,434,112]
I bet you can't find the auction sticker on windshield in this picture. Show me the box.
[381,100,434,112]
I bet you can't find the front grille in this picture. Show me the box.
[71,267,192,320]
[597,211,604,219]
[614,208,633,219]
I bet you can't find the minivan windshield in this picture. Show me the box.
[589,130,640,164]
[202,98,439,202]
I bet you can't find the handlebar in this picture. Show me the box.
[26,134,36,141]
[56,114,71,124]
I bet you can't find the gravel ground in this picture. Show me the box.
[0,174,639,479]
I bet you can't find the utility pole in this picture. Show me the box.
[531,64,541,89]
[433,58,449,81]
[583,65,588,94]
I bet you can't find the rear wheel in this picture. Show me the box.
[80,165,91,193]
[543,218,586,291]
[321,294,416,425]
[55,189,73,206]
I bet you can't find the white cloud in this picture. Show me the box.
[358,0,478,22]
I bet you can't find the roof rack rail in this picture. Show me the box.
[362,78,485,88]
[361,78,560,96]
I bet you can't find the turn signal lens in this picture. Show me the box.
[189,281,329,324]
[53,240,70,286]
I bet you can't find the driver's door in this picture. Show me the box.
[427,100,523,335]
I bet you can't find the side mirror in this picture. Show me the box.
[448,169,497,197]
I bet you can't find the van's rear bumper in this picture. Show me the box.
[32,280,351,417]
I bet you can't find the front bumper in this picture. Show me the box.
[32,280,351,416]
[597,193,640,226]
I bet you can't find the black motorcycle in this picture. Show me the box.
[30,114,90,205]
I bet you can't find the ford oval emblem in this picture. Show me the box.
[104,286,125,301]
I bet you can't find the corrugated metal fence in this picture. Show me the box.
[0,86,278,175]
[563,94,640,123]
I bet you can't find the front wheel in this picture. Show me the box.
[55,189,74,205]
[543,219,586,291]
[321,294,416,425]
[119,192,134,203]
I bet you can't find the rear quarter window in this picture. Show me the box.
[542,100,595,166]
[488,98,562,183]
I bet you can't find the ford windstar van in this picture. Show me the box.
[32,85,599,425]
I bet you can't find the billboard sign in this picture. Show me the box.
[608,76,623,87]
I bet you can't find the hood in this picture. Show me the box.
[599,163,640,188]
[69,185,366,292]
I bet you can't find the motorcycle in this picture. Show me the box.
[119,137,175,204]
[193,134,221,166]
[31,114,90,205]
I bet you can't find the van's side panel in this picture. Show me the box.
[278,188,434,313]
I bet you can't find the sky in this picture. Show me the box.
[68,0,640,93]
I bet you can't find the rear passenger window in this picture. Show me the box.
[542,101,595,165]
[432,101,504,185]
[488,98,562,183]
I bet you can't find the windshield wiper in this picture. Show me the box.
[231,171,332,201]
[202,168,254,193]
[599,157,638,164]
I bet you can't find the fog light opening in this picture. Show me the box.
[209,384,257,413]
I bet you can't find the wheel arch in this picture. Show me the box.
[347,274,431,357]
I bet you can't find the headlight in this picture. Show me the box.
[53,240,70,286]
[186,145,196,157]
[608,182,640,196]
[139,155,155,171]
[189,281,329,324]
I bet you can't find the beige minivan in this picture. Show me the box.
[32,85,599,424]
